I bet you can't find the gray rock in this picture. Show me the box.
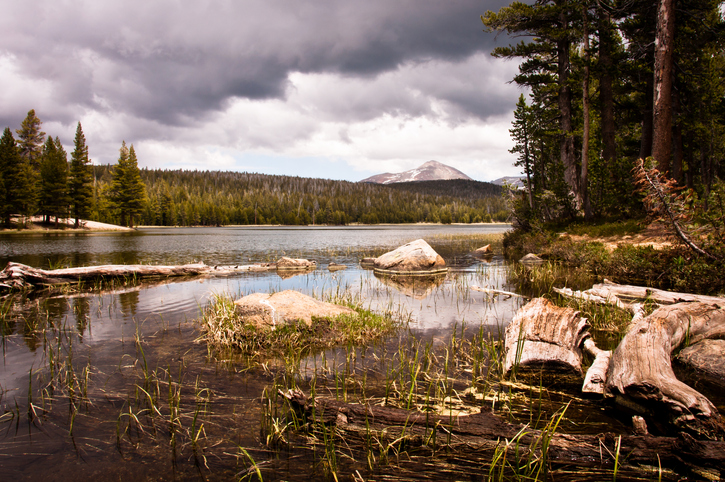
[372,239,447,275]
[276,257,316,270]
[677,339,725,388]
[519,253,544,265]
[234,290,355,330]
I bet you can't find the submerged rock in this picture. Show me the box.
[372,239,447,275]
[474,244,493,256]
[360,257,376,268]
[234,290,355,330]
[275,257,316,270]
[327,262,347,271]
[519,253,544,265]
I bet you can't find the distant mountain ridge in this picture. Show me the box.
[360,160,473,184]
[491,176,526,189]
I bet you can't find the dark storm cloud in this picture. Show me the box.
[0,0,513,130]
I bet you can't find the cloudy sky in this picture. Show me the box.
[0,0,523,182]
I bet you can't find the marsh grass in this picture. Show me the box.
[197,293,399,360]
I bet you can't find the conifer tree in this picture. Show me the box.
[39,136,70,225]
[15,109,45,168]
[111,141,146,227]
[0,128,24,227]
[15,110,45,218]
[68,122,93,228]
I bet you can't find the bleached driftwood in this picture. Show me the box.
[471,285,527,299]
[503,298,589,376]
[581,338,611,395]
[605,301,725,438]
[0,261,276,292]
[587,279,725,306]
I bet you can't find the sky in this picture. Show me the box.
[0,0,524,183]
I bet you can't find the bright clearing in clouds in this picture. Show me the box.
[0,0,521,182]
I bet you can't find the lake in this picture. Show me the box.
[0,225,697,481]
[0,225,528,479]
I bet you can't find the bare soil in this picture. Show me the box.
[564,221,675,251]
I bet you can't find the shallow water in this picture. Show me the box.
[0,225,530,479]
[1,225,716,480]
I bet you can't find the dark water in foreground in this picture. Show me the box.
[0,225,523,480]
[0,225,716,480]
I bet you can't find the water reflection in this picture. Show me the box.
[373,272,446,299]
[0,225,535,480]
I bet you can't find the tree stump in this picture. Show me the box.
[504,298,589,377]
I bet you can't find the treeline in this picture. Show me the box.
[483,0,725,225]
[1,110,146,228]
[2,110,507,228]
[90,169,508,226]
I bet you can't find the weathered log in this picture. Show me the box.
[504,298,589,377]
[588,279,725,306]
[0,261,275,292]
[581,338,611,395]
[471,285,527,299]
[280,389,725,474]
[606,302,725,438]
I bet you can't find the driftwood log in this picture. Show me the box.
[606,301,725,439]
[555,279,725,310]
[0,261,277,292]
[281,389,725,476]
[503,298,589,377]
[505,295,725,438]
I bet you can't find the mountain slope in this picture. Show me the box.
[360,160,473,184]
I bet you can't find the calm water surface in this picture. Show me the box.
[0,225,668,480]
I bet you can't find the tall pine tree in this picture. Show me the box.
[39,137,70,226]
[111,141,146,227]
[69,122,93,228]
[0,128,25,227]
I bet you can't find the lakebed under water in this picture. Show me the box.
[0,225,716,480]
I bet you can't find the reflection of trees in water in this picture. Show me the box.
[373,273,446,300]
[118,290,140,319]
[73,298,91,340]
[23,297,68,352]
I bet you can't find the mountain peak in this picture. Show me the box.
[360,161,473,184]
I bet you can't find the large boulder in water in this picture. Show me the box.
[234,290,355,330]
[373,239,447,275]
[275,257,316,271]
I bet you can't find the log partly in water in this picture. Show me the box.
[0,261,275,292]
[281,389,725,476]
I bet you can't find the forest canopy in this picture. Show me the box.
[483,0,725,226]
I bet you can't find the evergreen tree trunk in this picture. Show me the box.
[598,5,617,185]
[581,4,592,219]
[640,76,654,160]
[558,30,579,209]
[652,0,675,173]
[672,87,684,183]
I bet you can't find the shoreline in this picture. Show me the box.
[0,216,134,234]
[2,219,511,234]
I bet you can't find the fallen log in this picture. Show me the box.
[280,389,725,475]
[588,279,725,306]
[0,261,276,292]
[503,298,589,377]
[606,301,725,439]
